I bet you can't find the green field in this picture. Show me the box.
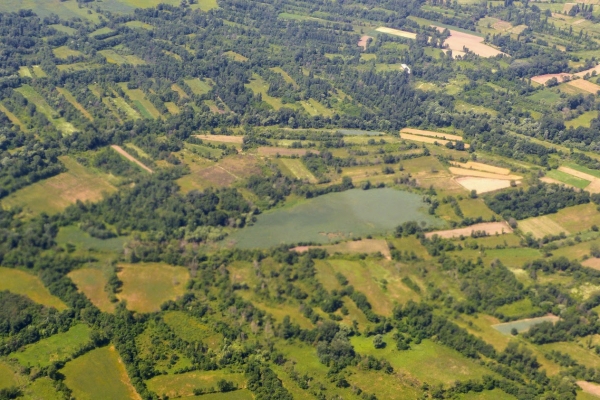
[117,263,190,313]
[228,188,439,248]
[146,370,246,398]
[56,226,127,252]
[245,73,291,110]
[119,85,162,119]
[278,158,317,183]
[0,362,18,390]
[109,95,141,120]
[69,268,115,313]
[546,169,590,189]
[493,316,558,334]
[0,267,66,310]
[566,111,598,128]
[184,78,212,95]
[564,163,600,179]
[2,156,116,216]
[352,335,495,385]
[10,324,91,367]
[16,85,77,135]
[53,46,84,59]
[62,346,139,400]
[0,0,102,21]
[99,50,145,66]
[496,298,541,318]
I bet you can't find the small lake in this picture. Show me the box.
[227,188,439,248]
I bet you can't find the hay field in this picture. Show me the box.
[10,324,91,368]
[147,371,246,398]
[2,156,116,215]
[278,158,317,183]
[63,346,141,400]
[452,161,510,175]
[530,73,573,85]
[165,102,180,114]
[566,79,600,94]
[375,27,417,39]
[550,203,600,233]
[438,28,506,57]
[401,127,463,141]
[455,177,514,193]
[57,87,93,121]
[449,167,521,180]
[518,216,568,238]
[195,134,244,144]
[111,145,153,173]
[69,268,115,313]
[546,169,590,189]
[426,222,511,239]
[16,85,77,135]
[293,239,392,259]
[117,263,189,313]
[558,166,600,193]
[257,147,316,156]
[0,267,67,310]
[53,46,83,59]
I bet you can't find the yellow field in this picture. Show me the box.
[68,268,115,313]
[18,66,32,78]
[270,67,298,88]
[426,222,512,239]
[31,66,46,78]
[171,83,189,98]
[99,50,145,66]
[279,158,317,183]
[53,46,83,59]
[2,156,116,215]
[0,267,66,310]
[567,79,600,94]
[518,216,568,238]
[117,263,189,313]
[401,127,463,141]
[452,161,511,175]
[376,27,417,39]
[57,87,93,121]
[455,177,515,194]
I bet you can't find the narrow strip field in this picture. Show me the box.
[195,134,244,143]
[376,27,417,39]
[449,167,521,180]
[426,222,512,239]
[401,127,463,141]
[57,87,93,121]
[0,103,26,130]
[16,85,77,135]
[493,315,559,334]
[566,79,600,94]
[257,147,317,156]
[111,145,153,173]
[451,161,510,175]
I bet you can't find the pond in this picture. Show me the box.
[226,188,439,248]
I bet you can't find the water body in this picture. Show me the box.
[228,188,439,248]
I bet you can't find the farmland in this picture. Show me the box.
[62,346,141,400]
[116,263,190,313]
[3,0,600,397]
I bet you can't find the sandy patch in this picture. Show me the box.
[578,381,600,397]
[451,161,511,175]
[258,147,319,156]
[567,79,600,94]
[436,27,507,57]
[194,134,244,144]
[401,128,463,141]
[450,167,521,180]
[426,222,512,239]
[358,35,373,50]
[455,177,516,193]
[111,145,153,173]
[376,27,417,39]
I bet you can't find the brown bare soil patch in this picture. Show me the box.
[567,79,600,94]
[401,128,463,141]
[531,73,573,85]
[194,134,244,144]
[111,145,153,173]
[575,64,600,77]
[358,35,373,50]
[582,258,600,271]
[451,161,511,175]
[257,147,318,156]
[426,222,512,239]
[577,381,600,397]
[436,28,507,57]
[455,177,517,193]
[450,167,521,180]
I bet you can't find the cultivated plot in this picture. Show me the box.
[0,267,67,310]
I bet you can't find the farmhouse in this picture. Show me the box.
[401,64,411,74]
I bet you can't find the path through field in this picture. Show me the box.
[111,145,153,173]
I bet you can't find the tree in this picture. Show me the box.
[373,334,386,349]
